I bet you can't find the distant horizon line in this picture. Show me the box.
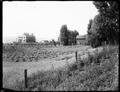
[3,33,87,43]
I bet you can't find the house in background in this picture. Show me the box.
[17,35,26,43]
[76,35,88,45]
[17,33,36,43]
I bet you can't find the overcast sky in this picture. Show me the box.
[3,1,98,43]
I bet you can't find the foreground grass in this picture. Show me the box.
[7,45,118,91]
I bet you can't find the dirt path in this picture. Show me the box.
[3,46,103,89]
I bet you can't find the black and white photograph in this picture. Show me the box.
[2,1,119,91]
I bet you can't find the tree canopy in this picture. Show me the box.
[59,25,79,46]
[87,1,119,47]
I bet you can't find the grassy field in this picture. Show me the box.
[3,45,92,89]
[3,45,91,62]
[3,45,118,91]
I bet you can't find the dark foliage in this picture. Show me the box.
[59,25,79,46]
[87,1,119,47]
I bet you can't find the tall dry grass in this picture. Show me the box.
[3,45,118,91]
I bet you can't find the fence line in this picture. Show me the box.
[22,51,86,88]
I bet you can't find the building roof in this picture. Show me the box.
[76,35,87,39]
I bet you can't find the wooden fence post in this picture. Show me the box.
[24,69,28,88]
[75,51,77,62]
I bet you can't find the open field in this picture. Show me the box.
[3,45,93,89]
[3,45,118,91]
[3,45,91,62]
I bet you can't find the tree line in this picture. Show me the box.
[87,1,119,47]
[23,33,36,43]
[16,1,119,47]
[59,25,79,46]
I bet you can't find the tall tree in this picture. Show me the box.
[59,25,69,45]
[59,25,79,46]
[87,1,119,47]
[87,19,93,32]
[73,30,79,45]
[24,33,36,43]
[87,19,93,45]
